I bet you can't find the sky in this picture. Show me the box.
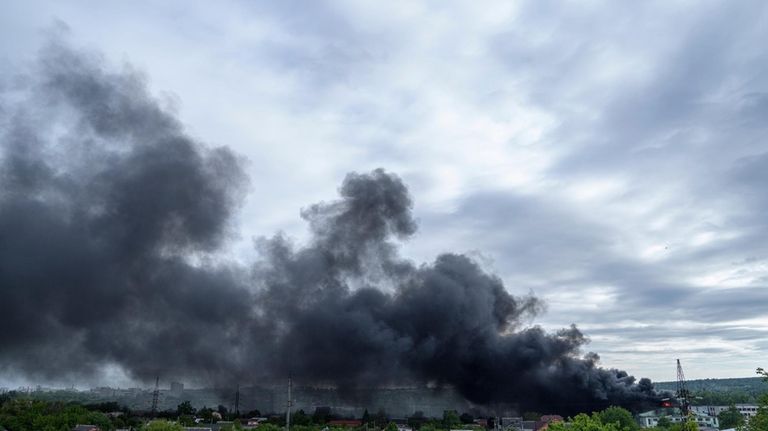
[1,0,767,385]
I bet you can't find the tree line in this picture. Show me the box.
[1,367,766,431]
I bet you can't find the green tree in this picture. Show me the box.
[198,406,214,422]
[374,409,388,427]
[177,400,196,416]
[259,423,284,431]
[292,409,312,426]
[143,419,184,430]
[656,416,671,429]
[0,399,112,431]
[743,367,768,431]
[407,411,427,429]
[218,404,229,418]
[667,418,698,431]
[596,406,639,431]
[385,422,399,431]
[744,402,768,431]
[443,410,460,429]
[84,401,122,412]
[547,413,620,431]
[716,405,743,429]
[219,420,244,431]
[0,391,17,406]
[313,406,331,424]
[178,414,196,426]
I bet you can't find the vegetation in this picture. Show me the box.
[595,406,639,431]
[716,405,744,429]
[142,420,185,430]
[670,420,699,431]
[654,377,765,405]
[0,397,657,431]
[545,406,703,431]
[547,413,623,431]
[1,377,765,431]
[0,399,113,431]
[442,410,460,429]
[739,367,768,431]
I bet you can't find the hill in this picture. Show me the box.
[653,377,766,404]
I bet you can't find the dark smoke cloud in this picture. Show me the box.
[0,40,249,383]
[0,41,657,414]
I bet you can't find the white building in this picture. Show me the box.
[691,404,761,420]
[637,408,719,429]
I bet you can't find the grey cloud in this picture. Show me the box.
[432,187,768,332]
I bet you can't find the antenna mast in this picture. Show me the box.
[151,376,160,417]
[676,359,690,417]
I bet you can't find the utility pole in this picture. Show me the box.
[151,376,160,417]
[235,384,240,417]
[285,377,292,431]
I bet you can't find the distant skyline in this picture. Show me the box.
[1,0,767,387]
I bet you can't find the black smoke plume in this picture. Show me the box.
[0,41,657,414]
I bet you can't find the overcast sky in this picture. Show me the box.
[2,0,767,385]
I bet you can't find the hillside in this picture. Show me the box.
[654,377,766,404]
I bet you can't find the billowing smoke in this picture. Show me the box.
[0,41,657,414]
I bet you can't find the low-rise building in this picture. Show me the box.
[500,416,523,431]
[246,417,269,426]
[692,404,761,420]
[636,408,718,429]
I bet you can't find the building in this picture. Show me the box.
[500,417,523,431]
[691,404,761,420]
[636,408,718,429]
[246,417,269,426]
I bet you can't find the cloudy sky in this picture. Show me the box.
[2,0,767,384]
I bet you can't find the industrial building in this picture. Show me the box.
[691,404,761,421]
[636,408,719,430]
